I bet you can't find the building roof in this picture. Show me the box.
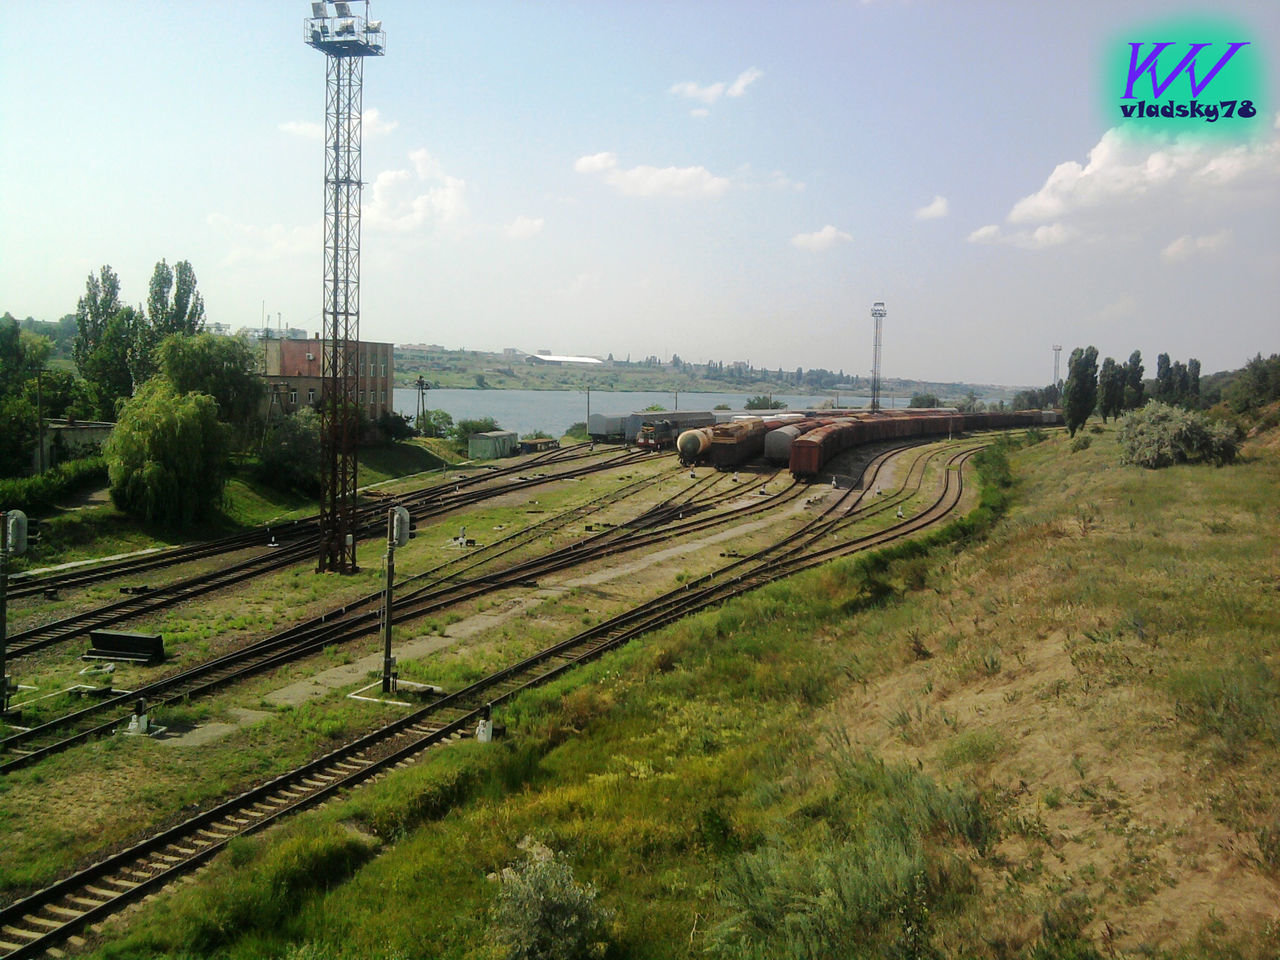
[526,353,603,364]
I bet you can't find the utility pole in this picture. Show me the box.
[36,371,45,474]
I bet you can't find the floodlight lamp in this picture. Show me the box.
[334,1,352,15]
[311,2,328,17]
[367,19,382,31]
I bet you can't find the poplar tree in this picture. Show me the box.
[1062,345,1098,436]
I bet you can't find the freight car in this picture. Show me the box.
[788,409,1054,478]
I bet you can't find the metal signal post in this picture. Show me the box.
[305,2,386,573]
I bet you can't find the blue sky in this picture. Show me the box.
[2,1,1277,385]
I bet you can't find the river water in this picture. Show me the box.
[392,388,886,437]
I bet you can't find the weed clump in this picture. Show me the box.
[489,841,613,960]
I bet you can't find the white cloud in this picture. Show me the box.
[690,108,710,119]
[362,108,398,136]
[1007,128,1280,227]
[279,120,322,139]
[208,213,319,266]
[574,152,617,175]
[915,195,949,220]
[727,67,763,98]
[965,221,1072,248]
[365,148,468,232]
[279,109,396,140]
[1098,295,1137,320]
[574,152,731,198]
[669,67,762,109]
[790,225,852,251]
[505,216,544,240]
[669,80,726,105]
[1162,229,1231,261]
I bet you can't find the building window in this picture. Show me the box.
[307,388,316,404]
[359,390,365,403]
[288,389,298,406]
[381,390,386,403]
[380,362,386,377]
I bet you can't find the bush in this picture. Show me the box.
[1117,401,1239,469]
[1070,434,1092,452]
[564,421,589,440]
[489,843,613,960]
[257,409,322,496]
[0,456,106,514]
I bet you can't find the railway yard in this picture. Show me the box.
[0,428,1011,958]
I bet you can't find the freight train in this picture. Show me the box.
[677,408,1060,473]
[788,409,1060,478]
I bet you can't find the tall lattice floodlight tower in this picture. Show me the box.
[304,2,385,573]
[1053,344,1062,386]
[870,301,886,413]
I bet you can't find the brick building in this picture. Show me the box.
[260,335,395,421]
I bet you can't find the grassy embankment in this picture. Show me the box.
[75,423,1280,958]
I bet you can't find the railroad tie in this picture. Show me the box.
[44,905,84,920]
[21,913,62,929]
[83,885,120,899]
[66,897,104,910]
[1,924,40,942]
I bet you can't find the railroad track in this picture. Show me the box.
[4,448,649,658]
[0,440,983,959]
[0,441,951,772]
[4,442,600,602]
[0,462,772,770]
[0,440,946,771]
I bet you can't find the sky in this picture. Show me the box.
[2,1,1278,387]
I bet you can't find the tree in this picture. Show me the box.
[1097,357,1125,422]
[1061,345,1099,437]
[72,265,122,376]
[155,332,263,425]
[1187,358,1201,406]
[1155,352,1173,402]
[744,395,786,410]
[79,307,142,419]
[415,408,454,438]
[0,317,52,396]
[104,379,228,524]
[909,393,940,408]
[1123,350,1144,409]
[450,416,499,443]
[257,408,321,495]
[376,410,415,442]
[146,259,205,339]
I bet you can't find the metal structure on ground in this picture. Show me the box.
[1053,344,1062,386]
[870,301,886,413]
[304,1,386,573]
